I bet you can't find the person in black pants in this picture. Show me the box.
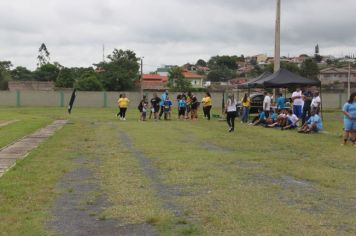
[225,94,237,132]
[301,89,313,125]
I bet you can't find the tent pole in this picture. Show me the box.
[319,85,323,120]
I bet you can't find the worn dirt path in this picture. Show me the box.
[0,120,67,177]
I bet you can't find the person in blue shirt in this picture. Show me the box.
[250,109,267,126]
[342,92,356,146]
[276,93,285,110]
[163,96,173,120]
[178,96,187,120]
[298,110,323,133]
[159,90,168,119]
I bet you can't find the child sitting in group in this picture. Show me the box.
[267,109,288,128]
[265,109,277,126]
[298,110,323,133]
[250,109,267,126]
[178,96,187,120]
[163,96,173,120]
[282,109,299,130]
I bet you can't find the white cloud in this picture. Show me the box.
[0,0,356,72]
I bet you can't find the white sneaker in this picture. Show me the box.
[123,118,126,121]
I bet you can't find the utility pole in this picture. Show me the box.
[348,62,351,98]
[274,0,281,73]
[102,44,105,62]
[140,57,144,97]
[274,0,281,98]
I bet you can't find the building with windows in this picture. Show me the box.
[319,67,356,85]
[182,70,204,88]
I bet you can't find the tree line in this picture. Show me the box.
[0,43,322,91]
[0,43,140,91]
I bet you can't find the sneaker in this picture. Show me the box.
[123,118,126,121]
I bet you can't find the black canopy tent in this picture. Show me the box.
[262,68,321,88]
[238,71,272,89]
[237,68,323,116]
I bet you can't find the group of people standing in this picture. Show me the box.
[117,91,213,122]
[116,90,356,144]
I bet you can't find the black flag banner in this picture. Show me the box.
[68,89,77,114]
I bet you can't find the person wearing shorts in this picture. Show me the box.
[282,109,299,130]
[178,96,187,120]
[150,93,161,120]
[342,92,356,146]
[298,110,323,133]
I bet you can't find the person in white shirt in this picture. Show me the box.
[263,92,272,118]
[282,109,299,130]
[292,88,304,118]
[311,91,321,114]
[225,94,237,132]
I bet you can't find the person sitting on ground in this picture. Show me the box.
[163,96,173,120]
[267,109,287,128]
[298,110,323,133]
[282,109,299,130]
[265,109,277,126]
[250,109,267,126]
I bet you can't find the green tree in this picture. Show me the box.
[11,66,34,81]
[168,67,192,91]
[95,49,140,91]
[34,63,60,81]
[37,43,50,67]
[207,55,237,82]
[0,61,12,90]
[196,59,207,67]
[75,72,103,91]
[55,68,75,88]
[208,55,238,71]
[314,54,323,63]
[264,62,301,74]
[300,59,320,80]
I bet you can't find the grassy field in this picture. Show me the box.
[0,107,355,236]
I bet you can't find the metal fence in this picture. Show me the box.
[0,90,350,109]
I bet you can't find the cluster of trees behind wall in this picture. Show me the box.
[0,43,140,91]
[1,43,325,91]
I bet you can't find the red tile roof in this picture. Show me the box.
[142,74,168,82]
[182,70,204,79]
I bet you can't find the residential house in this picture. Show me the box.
[156,65,175,76]
[141,74,168,91]
[228,78,248,86]
[319,67,356,85]
[182,70,204,88]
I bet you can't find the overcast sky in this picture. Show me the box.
[1,0,356,72]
